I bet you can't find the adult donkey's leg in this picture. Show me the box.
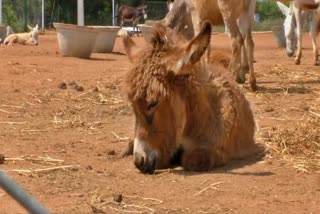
[294,7,303,65]
[218,0,244,84]
[244,31,256,91]
[310,12,319,65]
[225,19,244,84]
[238,0,257,91]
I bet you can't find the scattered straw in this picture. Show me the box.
[123,195,163,205]
[193,182,224,197]
[111,132,130,142]
[5,155,64,164]
[0,121,27,125]
[265,117,320,173]
[7,165,79,175]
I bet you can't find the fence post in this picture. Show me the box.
[0,0,2,26]
[112,0,115,26]
[24,0,28,31]
[42,0,45,29]
[77,0,84,26]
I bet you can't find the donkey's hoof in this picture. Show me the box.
[182,148,211,172]
[241,65,249,75]
[313,61,320,66]
[250,79,258,92]
[235,73,246,84]
[295,59,301,65]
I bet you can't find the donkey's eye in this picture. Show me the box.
[147,100,159,111]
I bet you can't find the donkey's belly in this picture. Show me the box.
[192,0,224,25]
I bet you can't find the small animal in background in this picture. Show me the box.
[0,26,14,44]
[4,24,39,46]
[6,26,14,37]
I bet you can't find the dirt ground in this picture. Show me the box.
[0,31,319,214]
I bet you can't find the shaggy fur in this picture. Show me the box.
[123,22,256,174]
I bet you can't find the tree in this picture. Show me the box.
[256,0,285,21]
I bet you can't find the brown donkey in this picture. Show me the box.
[122,21,256,174]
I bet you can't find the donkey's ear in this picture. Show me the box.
[185,21,211,64]
[276,1,289,17]
[120,29,141,63]
[28,25,33,31]
[174,21,211,74]
[35,24,39,30]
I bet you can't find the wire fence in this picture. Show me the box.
[0,0,168,32]
[1,0,42,32]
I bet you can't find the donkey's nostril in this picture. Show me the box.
[134,153,144,169]
[143,155,156,174]
[134,152,156,174]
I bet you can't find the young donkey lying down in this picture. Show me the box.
[122,21,256,174]
[4,24,39,46]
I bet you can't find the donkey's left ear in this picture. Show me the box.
[174,21,211,74]
[35,24,39,30]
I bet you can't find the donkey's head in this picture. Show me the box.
[137,3,148,19]
[123,22,211,174]
[28,24,39,46]
[277,2,297,57]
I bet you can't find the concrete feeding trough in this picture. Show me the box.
[54,22,99,59]
[137,24,154,43]
[88,26,121,53]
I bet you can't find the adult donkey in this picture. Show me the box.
[277,0,320,65]
[163,0,257,91]
[118,3,147,35]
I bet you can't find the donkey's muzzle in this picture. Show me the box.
[134,153,156,174]
[287,50,294,57]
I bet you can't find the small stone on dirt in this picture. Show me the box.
[113,193,123,203]
[75,85,84,92]
[68,81,78,88]
[264,106,274,112]
[0,154,5,164]
[107,150,116,156]
[57,81,67,90]
[92,87,99,92]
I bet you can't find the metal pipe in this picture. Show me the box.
[0,0,2,25]
[24,0,28,31]
[77,0,84,26]
[0,170,50,214]
[112,0,115,26]
[42,0,45,29]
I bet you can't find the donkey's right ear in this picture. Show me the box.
[120,29,141,63]
[276,1,289,17]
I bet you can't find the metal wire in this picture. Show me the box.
[0,170,50,214]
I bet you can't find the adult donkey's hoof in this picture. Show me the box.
[250,79,257,92]
[295,58,301,65]
[235,72,246,84]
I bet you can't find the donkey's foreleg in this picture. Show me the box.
[294,8,303,65]
[226,20,244,84]
[310,13,319,65]
[244,32,256,91]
